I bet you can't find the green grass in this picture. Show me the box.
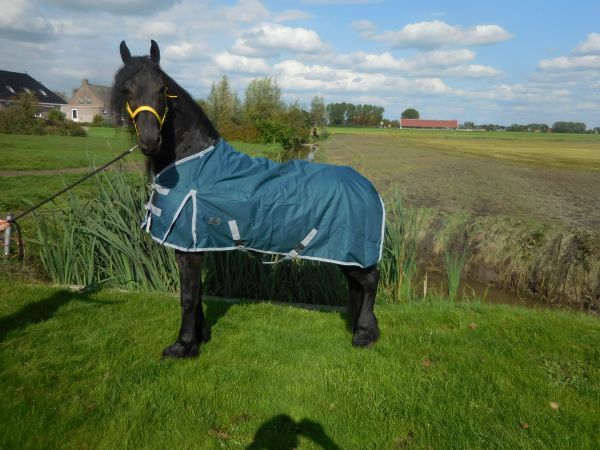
[0,132,283,217]
[326,127,600,171]
[0,128,140,171]
[0,279,598,449]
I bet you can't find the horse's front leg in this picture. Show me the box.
[162,251,205,359]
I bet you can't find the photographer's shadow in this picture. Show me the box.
[246,414,341,450]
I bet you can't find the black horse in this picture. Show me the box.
[112,41,381,358]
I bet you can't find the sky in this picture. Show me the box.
[2,0,600,126]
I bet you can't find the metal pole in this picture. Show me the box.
[3,214,12,257]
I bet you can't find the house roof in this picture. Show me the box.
[400,119,458,128]
[88,84,112,107]
[0,69,67,105]
[69,79,112,108]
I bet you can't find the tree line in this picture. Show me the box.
[198,76,388,148]
[325,102,385,127]
[463,121,591,133]
[199,76,318,150]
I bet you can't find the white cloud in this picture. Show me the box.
[220,0,269,23]
[273,59,452,95]
[538,55,600,72]
[272,9,312,22]
[231,23,327,57]
[164,41,211,60]
[358,20,512,50]
[49,0,179,15]
[0,0,54,41]
[214,52,270,74]
[574,32,600,55]
[330,49,499,78]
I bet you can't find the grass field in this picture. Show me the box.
[323,128,600,230]
[1,279,599,449]
[0,130,283,215]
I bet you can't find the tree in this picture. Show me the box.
[310,96,326,127]
[552,121,586,133]
[243,77,284,124]
[204,76,241,129]
[401,108,420,119]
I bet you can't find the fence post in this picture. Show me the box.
[3,214,12,257]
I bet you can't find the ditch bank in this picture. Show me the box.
[414,210,600,310]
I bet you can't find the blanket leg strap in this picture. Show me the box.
[228,220,245,247]
[263,228,318,265]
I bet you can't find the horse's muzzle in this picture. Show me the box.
[139,134,162,155]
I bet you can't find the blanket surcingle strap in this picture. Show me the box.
[142,139,385,268]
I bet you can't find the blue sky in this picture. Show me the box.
[2,0,600,126]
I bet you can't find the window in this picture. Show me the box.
[38,89,48,97]
[79,97,84,104]
[72,109,78,120]
[23,87,31,93]
[86,96,92,104]
[5,85,15,94]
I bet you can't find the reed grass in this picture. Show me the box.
[31,169,419,305]
[442,217,470,301]
[378,193,425,302]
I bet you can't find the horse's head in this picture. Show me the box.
[113,40,171,156]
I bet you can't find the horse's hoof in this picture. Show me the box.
[352,327,380,348]
[162,342,199,359]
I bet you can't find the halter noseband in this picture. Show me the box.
[126,88,177,134]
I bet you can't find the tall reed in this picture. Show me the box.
[378,193,424,302]
[442,219,469,301]
[32,168,425,305]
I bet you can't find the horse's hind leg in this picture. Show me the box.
[340,265,380,347]
[163,251,205,358]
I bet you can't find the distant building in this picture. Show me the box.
[0,69,66,117]
[400,119,459,130]
[63,79,113,123]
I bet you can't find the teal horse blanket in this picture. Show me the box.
[142,139,385,267]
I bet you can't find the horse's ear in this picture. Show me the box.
[150,40,160,65]
[120,41,131,63]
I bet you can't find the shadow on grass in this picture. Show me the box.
[0,285,120,343]
[246,414,341,450]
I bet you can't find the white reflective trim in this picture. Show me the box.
[160,191,193,244]
[145,211,152,233]
[152,183,170,195]
[191,190,197,247]
[228,220,241,242]
[154,143,216,178]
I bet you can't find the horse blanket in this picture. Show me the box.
[142,139,385,267]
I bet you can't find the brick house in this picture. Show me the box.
[0,69,67,117]
[63,79,113,123]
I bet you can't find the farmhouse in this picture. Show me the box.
[400,119,459,130]
[63,79,112,123]
[0,69,66,117]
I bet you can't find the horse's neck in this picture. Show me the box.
[151,87,219,174]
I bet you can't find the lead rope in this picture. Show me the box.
[3,144,139,260]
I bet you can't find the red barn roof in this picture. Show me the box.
[400,119,458,129]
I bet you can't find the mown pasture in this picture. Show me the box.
[1,280,599,449]
[323,128,600,308]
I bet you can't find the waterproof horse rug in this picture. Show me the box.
[142,139,385,267]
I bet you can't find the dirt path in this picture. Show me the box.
[325,133,600,230]
[0,161,145,178]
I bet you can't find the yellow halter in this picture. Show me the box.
[126,88,177,135]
